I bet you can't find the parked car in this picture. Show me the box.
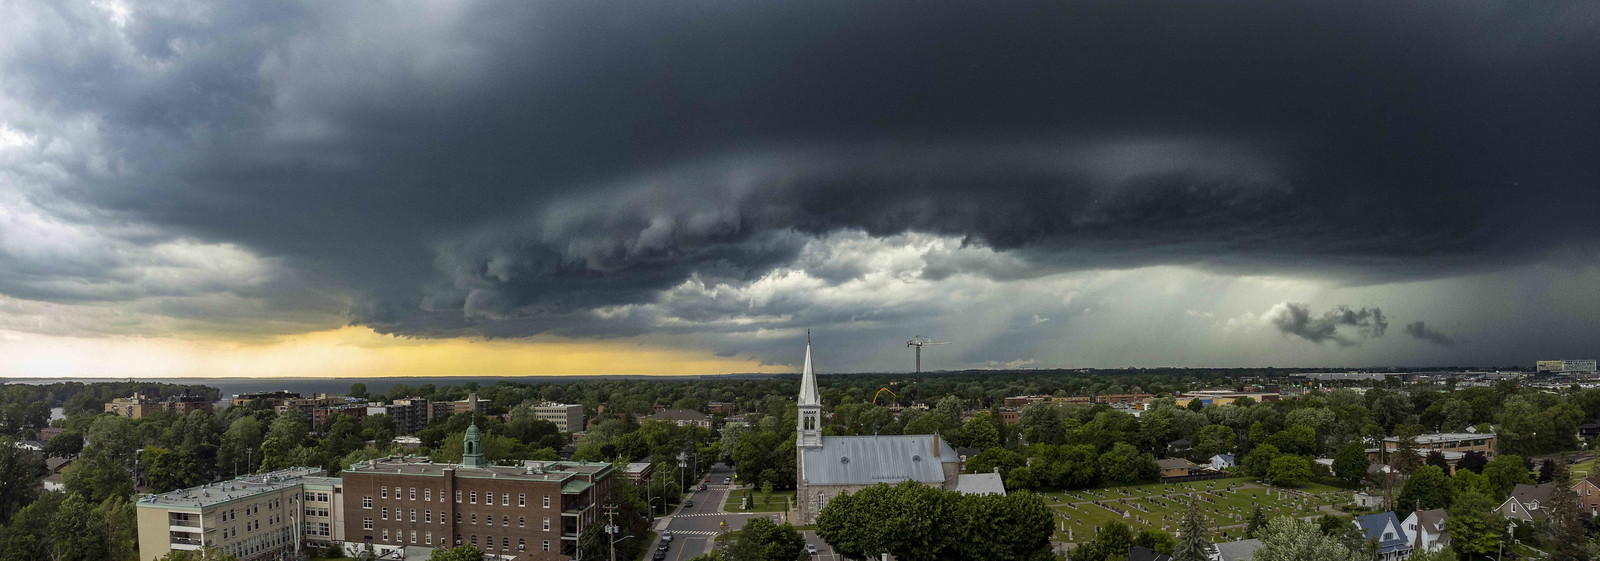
[698,484,707,491]
[660,531,672,541]
[806,544,819,555]
[684,500,694,508]
[652,551,666,561]
[723,477,732,484]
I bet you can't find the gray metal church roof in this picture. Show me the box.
[801,435,959,486]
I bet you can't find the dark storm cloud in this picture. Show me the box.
[1404,321,1458,347]
[3,1,1598,343]
[1266,302,1387,347]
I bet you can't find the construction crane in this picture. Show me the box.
[905,335,950,373]
[871,387,899,406]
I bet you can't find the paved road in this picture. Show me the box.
[655,462,786,561]
[800,530,839,561]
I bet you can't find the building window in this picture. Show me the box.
[410,488,416,500]
[485,493,493,506]
[409,509,416,522]
[543,517,550,531]
[381,488,388,499]
[425,489,432,501]
[470,535,477,546]
[363,518,373,530]
[519,538,526,550]
[543,540,550,552]
[519,493,526,507]
[362,497,373,509]
[472,513,478,525]
[543,495,550,508]
[426,531,433,544]
[381,508,388,520]
[410,530,417,543]
[502,493,509,505]
[502,537,510,550]
[382,528,390,541]
[456,490,463,503]
[426,510,432,523]
[470,491,478,504]
[456,512,462,523]
[518,516,525,528]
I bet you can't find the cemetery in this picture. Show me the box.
[1043,477,1352,543]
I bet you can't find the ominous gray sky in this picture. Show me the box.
[1,1,1597,375]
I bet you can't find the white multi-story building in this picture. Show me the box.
[528,403,585,433]
[136,467,340,561]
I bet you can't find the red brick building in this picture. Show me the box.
[340,424,614,560]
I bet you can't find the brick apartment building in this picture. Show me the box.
[105,393,214,419]
[341,423,614,560]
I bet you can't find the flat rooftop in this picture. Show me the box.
[139,467,326,509]
[1381,433,1491,444]
[343,455,612,485]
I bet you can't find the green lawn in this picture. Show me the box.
[1044,478,1351,543]
[1571,457,1600,483]
[724,489,795,513]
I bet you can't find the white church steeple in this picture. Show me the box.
[797,331,823,448]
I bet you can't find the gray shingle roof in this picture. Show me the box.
[1355,512,1411,554]
[800,435,959,485]
[954,472,1006,496]
[1213,538,1262,561]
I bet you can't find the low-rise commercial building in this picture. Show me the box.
[643,409,712,428]
[1381,433,1497,457]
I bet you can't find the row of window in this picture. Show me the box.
[302,492,331,502]
[375,529,551,552]
[363,513,551,530]
[363,491,552,509]
[302,521,332,537]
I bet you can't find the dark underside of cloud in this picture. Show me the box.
[1266,302,1388,347]
[1404,321,1458,347]
[3,1,1598,346]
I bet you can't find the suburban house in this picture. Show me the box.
[1498,483,1559,522]
[1157,458,1198,479]
[1208,454,1236,471]
[1401,508,1449,552]
[1210,538,1262,561]
[1354,512,1413,561]
[1572,476,1600,517]
[1130,545,1172,561]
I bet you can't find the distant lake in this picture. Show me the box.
[7,374,781,398]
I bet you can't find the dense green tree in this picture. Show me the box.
[1545,459,1589,561]
[62,450,133,504]
[1018,402,1064,445]
[0,437,43,523]
[1135,528,1177,555]
[729,517,806,561]
[1266,455,1312,487]
[142,446,203,493]
[1482,454,1532,498]
[52,493,110,561]
[1446,491,1502,560]
[1451,469,1495,497]
[1332,441,1368,486]
[957,412,1001,450]
[816,480,1052,561]
[1397,465,1454,512]
[1190,424,1236,462]
[1245,506,1268,538]
[1171,506,1214,561]
[1242,443,1280,477]
[1,491,60,561]
[1253,517,1364,561]
[1266,425,1317,457]
[1099,442,1159,485]
[966,447,1025,479]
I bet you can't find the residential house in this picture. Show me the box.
[1353,512,1412,561]
[43,457,71,491]
[1130,545,1172,561]
[1572,476,1600,517]
[1157,458,1197,480]
[1210,538,1262,561]
[643,409,712,428]
[1498,483,1558,522]
[1401,508,1449,552]
[1208,454,1235,471]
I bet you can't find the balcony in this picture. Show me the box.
[167,516,211,534]
[170,535,204,550]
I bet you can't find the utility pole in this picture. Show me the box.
[603,504,622,561]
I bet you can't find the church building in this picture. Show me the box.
[794,337,971,525]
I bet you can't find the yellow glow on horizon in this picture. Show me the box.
[0,326,788,378]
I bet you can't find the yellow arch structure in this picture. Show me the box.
[871,387,899,406]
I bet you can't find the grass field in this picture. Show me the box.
[724,489,795,512]
[1571,457,1600,483]
[1044,477,1351,543]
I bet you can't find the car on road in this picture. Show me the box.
[660,531,672,541]
[652,551,666,561]
[698,484,707,491]
[723,477,731,484]
[807,544,819,555]
[684,500,694,508]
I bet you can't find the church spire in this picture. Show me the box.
[797,332,822,448]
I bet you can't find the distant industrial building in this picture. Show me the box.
[1538,360,1598,375]
[105,393,214,419]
